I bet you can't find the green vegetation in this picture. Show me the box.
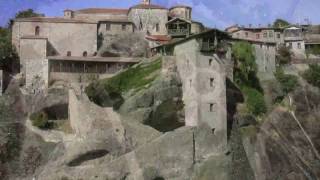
[273,19,290,28]
[241,87,267,116]
[86,58,162,108]
[30,111,53,130]
[275,68,298,94]
[276,46,292,65]
[306,45,320,56]
[232,42,266,116]
[1,9,41,72]
[303,64,320,88]
[8,9,42,27]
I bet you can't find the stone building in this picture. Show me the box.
[284,26,306,58]
[153,29,232,153]
[11,0,205,88]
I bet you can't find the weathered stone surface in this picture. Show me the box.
[98,32,149,57]
[237,84,320,180]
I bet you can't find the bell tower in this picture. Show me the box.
[142,0,151,5]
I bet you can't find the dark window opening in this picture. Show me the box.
[106,23,111,31]
[210,103,214,112]
[256,33,260,39]
[209,59,213,66]
[212,128,215,134]
[67,51,71,56]
[190,79,192,87]
[35,26,40,36]
[210,78,214,87]
[122,24,126,31]
[298,43,301,49]
[83,51,88,57]
[156,23,160,32]
[277,33,281,39]
[245,32,248,37]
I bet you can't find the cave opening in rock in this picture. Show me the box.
[153,177,165,180]
[67,149,109,167]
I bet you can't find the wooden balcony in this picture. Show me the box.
[201,42,216,52]
[168,28,189,37]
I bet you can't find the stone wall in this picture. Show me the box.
[20,38,48,88]
[191,22,203,35]
[98,22,134,36]
[12,21,97,58]
[173,38,227,152]
[253,43,276,80]
[169,7,192,20]
[73,13,128,22]
[128,8,168,35]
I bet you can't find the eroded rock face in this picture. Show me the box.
[98,32,149,57]
[236,85,320,180]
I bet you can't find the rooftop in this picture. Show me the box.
[15,17,96,24]
[130,4,167,10]
[75,8,128,14]
[169,5,192,10]
[47,56,140,63]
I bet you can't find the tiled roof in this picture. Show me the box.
[47,56,140,63]
[169,5,192,10]
[130,4,167,10]
[15,17,96,24]
[146,35,171,42]
[99,19,133,23]
[76,8,129,14]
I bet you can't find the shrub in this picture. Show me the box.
[303,64,320,88]
[30,111,53,129]
[275,68,298,94]
[86,58,162,108]
[242,87,267,116]
[276,46,292,65]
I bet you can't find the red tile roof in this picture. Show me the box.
[15,17,96,24]
[146,35,171,42]
[130,4,167,10]
[76,8,129,14]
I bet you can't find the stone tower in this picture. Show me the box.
[142,0,151,5]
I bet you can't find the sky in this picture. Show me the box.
[0,0,320,29]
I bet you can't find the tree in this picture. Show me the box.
[276,45,292,65]
[8,9,42,28]
[273,19,290,28]
[0,28,18,72]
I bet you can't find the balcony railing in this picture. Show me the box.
[168,28,189,36]
[201,42,216,51]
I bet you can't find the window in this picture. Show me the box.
[277,33,281,39]
[288,43,292,49]
[256,33,260,39]
[106,23,111,31]
[67,51,71,56]
[269,32,273,38]
[190,79,192,87]
[263,32,267,38]
[209,103,214,112]
[35,26,40,36]
[236,33,240,37]
[83,51,88,57]
[210,78,214,87]
[156,23,159,32]
[298,43,301,49]
[245,32,248,38]
[209,59,213,66]
[122,24,126,31]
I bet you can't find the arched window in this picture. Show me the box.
[67,51,71,56]
[83,51,88,57]
[35,26,40,36]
